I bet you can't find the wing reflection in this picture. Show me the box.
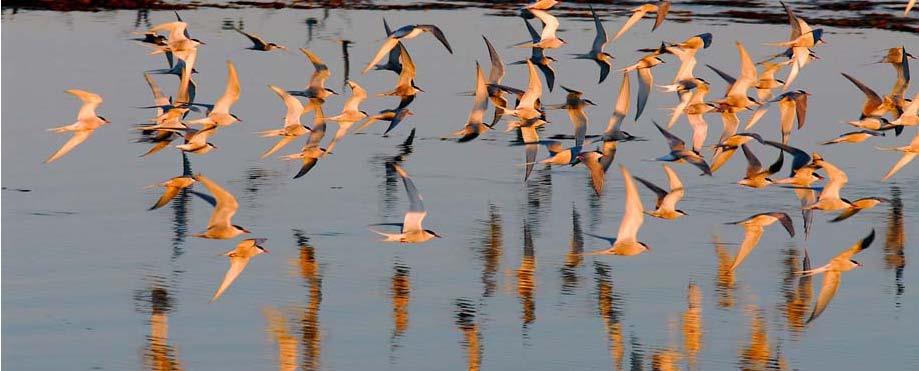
[682,282,703,370]
[477,203,503,298]
[780,248,812,335]
[885,186,906,305]
[713,235,736,309]
[561,205,584,295]
[264,307,298,371]
[391,262,411,349]
[517,222,537,329]
[454,298,482,371]
[371,128,415,218]
[134,276,182,371]
[595,261,624,371]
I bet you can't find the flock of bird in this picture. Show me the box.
[43,0,916,326]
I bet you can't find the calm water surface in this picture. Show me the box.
[3,5,919,370]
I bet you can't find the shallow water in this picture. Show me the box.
[3,5,919,370]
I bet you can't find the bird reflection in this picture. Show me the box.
[630,333,645,371]
[264,307,298,371]
[713,235,736,309]
[885,186,906,304]
[595,261,624,371]
[780,248,812,335]
[560,205,584,295]
[454,298,482,371]
[651,348,681,371]
[476,203,503,298]
[371,128,415,217]
[134,9,151,29]
[682,282,703,370]
[391,262,411,351]
[588,180,604,230]
[305,17,318,43]
[169,182,191,260]
[134,276,181,371]
[739,307,772,371]
[294,230,322,371]
[237,166,282,207]
[221,17,242,31]
[340,40,352,90]
[524,166,552,235]
[517,222,537,329]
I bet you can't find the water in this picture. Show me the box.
[3,4,919,370]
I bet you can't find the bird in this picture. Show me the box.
[737,144,783,189]
[681,80,719,153]
[770,2,825,90]
[908,0,916,15]
[187,60,242,127]
[363,24,452,74]
[710,133,764,173]
[45,89,109,164]
[137,73,183,157]
[653,122,712,176]
[355,108,414,136]
[501,60,544,121]
[370,164,441,243]
[509,118,549,182]
[452,62,493,142]
[529,140,580,166]
[891,91,919,127]
[754,61,788,102]
[325,80,369,152]
[379,45,423,110]
[805,154,852,212]
[879,129,919,180]
[612,1,672,41]
[841,72,896,119]
[281,106,328,179]
[621,52,664,121]
[829,197,890,223]
[233,28,287,51]
[518,9,565,50]
[211,238,269,303]
[511,18,557,92]
[571,6,613,84]
[372,18,404,74]
[634,164,687,219]
[174,125,218,155]
[708,42,760,162]
[546,85,595,147]
[289,48,338,108]
[192,174,249,239]
[747,90,809,144]
[822,130,885,145]
[259,85,310,159]
[145,21,204,65]
[764,140,820,237]
[798,230,875,324]
[585,165,650,256]
[576,150,607,196]
[482,36,510,126]
[727,212,795,271]
[148,174,195,211]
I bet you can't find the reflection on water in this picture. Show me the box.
[780,248,812,335]
[595,261,624,371]
[560,205,584,296]
[713,235,736,310]
[885,186,906,305]
[454,298,482,371]
[523,166,552,236]
[235,167,283,207]
[134,9,151,29]
[264,307,298,371]
[296,232,323,371]
[390,261,411,348]
[370,129,415,218]
[134,277,182,371]
[517,222,536,330]
[738,306,787,371]
[476,203,503,298]
[629,333,645,371]
[651,347,681,371]
[682,282,703,370]
[339,40,352,90]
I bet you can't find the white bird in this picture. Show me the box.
[281,106,328,179]
[289,48,339,109]
[805,154,852,212]
[653,122,713,176]
[612,1,672,41]
[797,230,875,323]
[192,174,249,240]
[187,61,241,127]
[259,85,310,159]
[634,164,687,220]
[371,164,442,243]
[211,238,269,303]
[325,80,369,153]
[586,165,650,256]
[452,62,493,142]
[727,212,795,271]
[45,89,109,164]
[519,9,565,50]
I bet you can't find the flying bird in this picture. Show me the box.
[211,238,269,303]
[737,144,783,189]
[653,122,712,176]
[281,106,328,179]
[46,89,109,164]
[379,45,423,110]
[452,62,493,142]
[363,24,452,74]
[259,85,310,159]
[371,164,442,243]
[234,28,287,51]
[879,129,919,180]
[372,18,404,74]
[822,130,885,145]
[727,212,795,271]
[192,174,249,239]
[289,48,338,108]
[612,1,672,41]
[187,60,241,127]
[325,80,369,153]
[622,52,664,121]
[571,6,614,83]
[585,165,651,256]
[634,164,687,219]
[576,150,607,196]
[355,108,414,136]
[511,18,558,92]
[798,230,875,324]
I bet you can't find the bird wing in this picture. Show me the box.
[342,82,367,113]
[396,46,417,88]
[268,85,305,130]
[883,153,917,181]
[730,225,763,271]
[302,48,331,91]
[364,37,400,73]
[518,60,543,110]
[764,140,809,175]
[741,144,763,178]
[835,229,875,261]
[634,176,667,209]
[234,28,267,48]
[531,9,560,41]
[841,73,882,117]
[819,161,848,201]
[293,157,319,179]
[211,254,250,303]
[584,153,606,195]
[635,67,654,121]
[653,1,671,31]
[45,130,93,164]
[604,72,631,135]
[600,140,618,172]
[613,8,649,41]
[654,121,686,151]
[727,42,756,98]
[196,175,239,229]
[418,24,453,53]
[306,106,327,148]
[686,113,708,153]
[718,111,740,145]
[393,164,427,233]
[568,107,588,147]
[663,164,683,191]
[589,6,608,54]
[806,270,840,323]
[211,61,240,115]
[384,109,411,135]
[616,165,644,243]
[483,36,505,84]
[777,98,796,143]
[150,184,182,210]
[143,73,169,108]
[67,89,103,122]
[793,93,808,129]
[466,62,489,125]
[261,136,298,159]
